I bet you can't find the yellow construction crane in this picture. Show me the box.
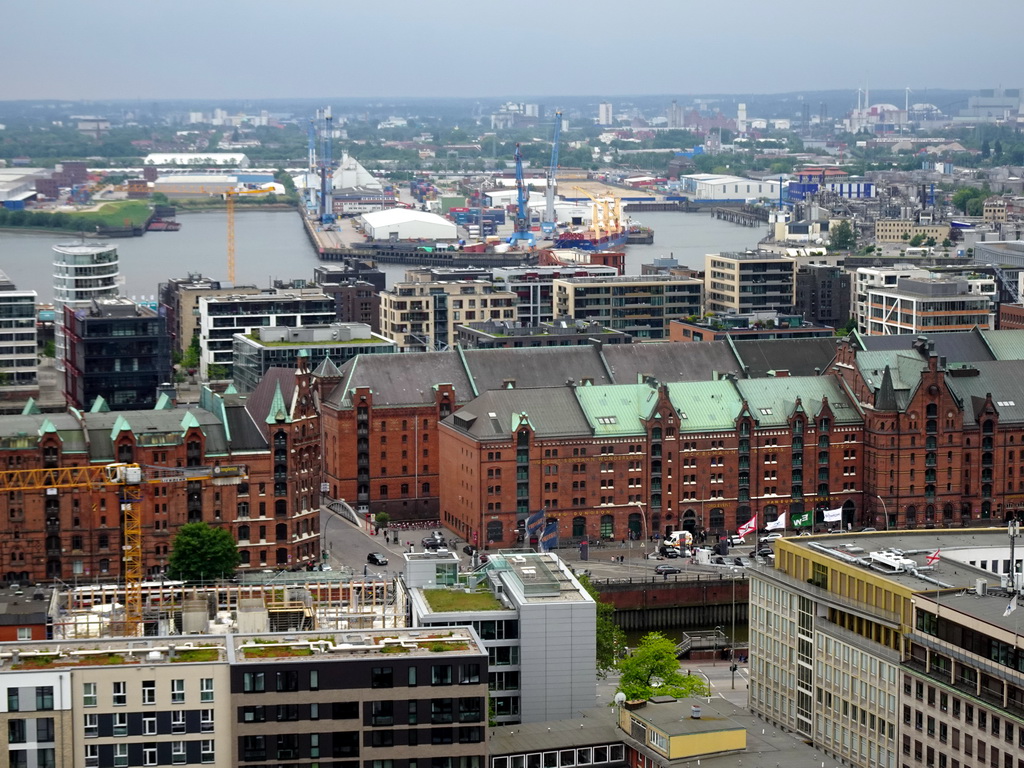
[224,188,269,283]
[0,462,246,636]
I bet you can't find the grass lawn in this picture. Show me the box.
[423,588,503,612]
[81,201,153,228]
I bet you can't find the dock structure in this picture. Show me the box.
[712,206,770,227]
[623,200,698,213]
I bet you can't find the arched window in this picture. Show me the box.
[708,507,725,531]
[651,427,663,441]
[572,516,586,537]
[763,504,778,523]
[276,523,287,542]
[627,513,642,539]
[275,500,287,518]
[600,515,614,539]
[238,525,250,542]
[275,548,288,565]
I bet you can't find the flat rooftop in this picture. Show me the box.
[0,627,485,670]
[778,528,1013,592]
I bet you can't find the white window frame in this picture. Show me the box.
[200,740,215,764]
[143,714,157,735]
[84,745,99,768]
[143,744,158,766]
[112,681,126,707]
[171,710,186,734]
[82,683,97,708]
[200,708,214,732]
[16,628,30,641]
[114,744,128,768]
[171,678,185,704]
[142,680,156,705]
[83,714,98,738]
[200,678,214,703]
[171,742,186,765]
[113,712,128,736]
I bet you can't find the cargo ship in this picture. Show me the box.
[554,229,627,250]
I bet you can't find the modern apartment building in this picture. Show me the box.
[703,251,796,315]
[231,323,396,393]
[794,261,852,328]
[0,628,487,768]
[198,289,335,379]
[379,281,517,352]
[552,274,703,339]
[861,277,994,335]
[158,273,260,358]
[0,271,38,401]
[405,550,595,725]
[62,299,172,411]
[52,242,120,373]
[748,528,1024,768]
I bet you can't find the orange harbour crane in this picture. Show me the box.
[225,188,270,283]
[0,462,246,636]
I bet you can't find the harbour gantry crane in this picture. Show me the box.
[541,111,563,235]
[572,185,623,241]
[0,462,246,636]
[508,143,535,247]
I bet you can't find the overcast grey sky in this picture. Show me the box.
[4,0,1019,101]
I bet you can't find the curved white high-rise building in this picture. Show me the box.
[53,242,121,372]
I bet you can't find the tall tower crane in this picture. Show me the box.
[541,111,563,235]
[319,107,335,225]
[225,188,271,283]
[0,462,246,636]
[508,144,535,247]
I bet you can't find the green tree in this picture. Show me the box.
[617,632,708,701]
[924,237,937,247]
[374,512,390,530]
[42,340,56,358]
[167,522,240,582]
[181,335,200,370]
[966,197,985,217]
[942,238,952,248]
[994,139,1003,159]
[909,233,926,247]
[981,139,991,159]
[828,219,856,251]
[578,573,625,676]
[151,192,169,204]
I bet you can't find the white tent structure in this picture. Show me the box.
[332,152,382,191]
[359,209,457,241]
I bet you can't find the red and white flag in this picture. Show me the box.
[737,515,758,538]
[926,549,941,565]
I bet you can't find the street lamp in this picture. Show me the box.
[1009,516,1021,594]
[713,624,723,666]
[730,569,738,690]
[877,495,889,531]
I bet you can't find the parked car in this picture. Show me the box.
[422,536,444,549]
[750,546,774,558]
[659,545,681,558]
[463,544,477,556]
[654,564,682,575]
[727,535,745,546]
[761,532,783,543]
[733,557,751,567]
[367,552,388,566]
[859,527,877,533]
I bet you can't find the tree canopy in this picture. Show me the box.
[578,574,625,676]
[616,631,708,701]
[167,522,240,582]
[828,219,856,251]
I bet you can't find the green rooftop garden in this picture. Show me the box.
[423,588,503,612]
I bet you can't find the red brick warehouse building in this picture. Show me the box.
[438,375,865,549]
[0,359,322,584]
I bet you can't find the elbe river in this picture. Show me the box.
[0,210,765,303]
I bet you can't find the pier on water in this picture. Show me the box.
[711,205,770,227]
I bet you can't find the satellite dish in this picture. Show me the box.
[613,692,627,706]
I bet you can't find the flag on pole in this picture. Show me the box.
[737,515,758,538]
[526,508,545,539]
[926,549,941,565]
[792,510,812,528]
[822,507,843,523]
[1003,594,1018,617]
[766,512,787,531]
[540,521,559,552]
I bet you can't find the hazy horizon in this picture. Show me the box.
[5,0,1020,101]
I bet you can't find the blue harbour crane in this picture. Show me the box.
[541,111,562,235]
[508,143,535,247]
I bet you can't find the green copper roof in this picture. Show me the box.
[21,398,40,416]
[265,381,290,424]
[981,330,1024,362]
[734,376,863,427]
[90,396,110,413]
[180,411,203,433]
[664,380,745,432]
[109,414,131,439]
[574,384,656,436]
[37,418,57,436]
[223,383,238,395]
[154,393,174,410]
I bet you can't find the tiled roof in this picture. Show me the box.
[732,337,841,378]
[945,361,1024,426]
[664,380,744,432]
[463,346,614,391]
[601,342,741,383]
[734,376,862,427]
[326,352,472,408]
[446,387,590,440]
[857,328,996,362]
[574,384,658,436]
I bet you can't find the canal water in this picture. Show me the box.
[0,209,765,303]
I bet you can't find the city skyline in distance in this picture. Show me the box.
[4,0,1019,101]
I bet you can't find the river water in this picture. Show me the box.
[0,209,766,303]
